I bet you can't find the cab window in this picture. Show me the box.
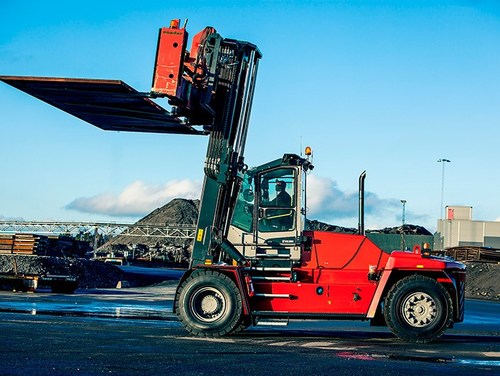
[231,175,254,233]
[258,168,295,232]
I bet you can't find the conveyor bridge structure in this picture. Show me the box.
[0,221,196,240]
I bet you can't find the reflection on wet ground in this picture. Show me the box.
[0,282,499,328]
[0,282,178,320]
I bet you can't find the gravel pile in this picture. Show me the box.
[367,224,432,235]
[0,254,123,288]
[103,198,199,249]
[464,262,500,301]
[306,219,357,233]
[139,198,199,226]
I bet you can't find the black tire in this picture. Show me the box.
[175,270,243,337]
[384,275,453,343]
[230,315,251,334]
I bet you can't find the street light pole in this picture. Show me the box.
[400,199,407,226]
[437,158,451,219]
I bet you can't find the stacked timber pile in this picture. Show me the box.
[0,234,89,257]
[0,235,12,254]
[445,246,500,263]
[0,234,49,255]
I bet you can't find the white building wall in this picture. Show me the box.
[436,206,500,249]
[446,205,472,220]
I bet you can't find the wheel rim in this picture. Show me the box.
[189,287,227,323]
[401,292,437,328]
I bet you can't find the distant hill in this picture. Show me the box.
[137,198,199,226]
[102,198,199,249]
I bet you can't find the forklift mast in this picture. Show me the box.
[0,20,262,267]
[161,23,263,267]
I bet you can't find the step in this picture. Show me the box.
[245,267,291,272]
[254,293,290,298]
[252,276,290,281]
[255,318,289,327]
[254,254,291,258]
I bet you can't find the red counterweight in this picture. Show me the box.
[151,19,188,96]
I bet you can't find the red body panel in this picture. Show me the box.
[152,26,188,95]
[247,231,464,318]
[384,250,451,270]
[184,231,464,322]
[249,231,390,315]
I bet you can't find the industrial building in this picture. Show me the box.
[435,205,500,249]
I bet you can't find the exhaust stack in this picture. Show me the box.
[358,171,366,236]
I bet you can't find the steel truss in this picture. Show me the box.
[0,221,196,239]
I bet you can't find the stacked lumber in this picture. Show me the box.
[0,234,48,255]
[445,246,500,263]
[0,235,14,254]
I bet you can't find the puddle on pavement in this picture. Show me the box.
[0,300,175,320]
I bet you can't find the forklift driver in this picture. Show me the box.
[265,180,293,230]
[269,180,291,207]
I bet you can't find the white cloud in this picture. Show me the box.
[307,175,358,218]
[64,175,433,229]
[66,179,202,217]
[306,175,408,228]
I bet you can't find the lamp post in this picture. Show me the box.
[400,199,406,226]
[437,158,451,219]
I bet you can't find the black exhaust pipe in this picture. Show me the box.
[358,171,366,236]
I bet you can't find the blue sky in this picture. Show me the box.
[1,0,499,231]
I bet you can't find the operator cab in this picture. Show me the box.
[228,154,313,265]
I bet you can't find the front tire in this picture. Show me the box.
[175,270,243,337]
[384,275,453,343]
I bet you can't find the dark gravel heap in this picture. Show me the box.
[139,198,199,225]
[305,221,433,236]
[306,219,357,234]
[0,254,123,288]
[366,224,433,235]
[103,198,199,248]
[464,262,500,301]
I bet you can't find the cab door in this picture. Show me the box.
[255,167,301,260]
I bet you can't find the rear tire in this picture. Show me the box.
[231,315,251,334]
[175,270,243,337]
[384,275,453,343]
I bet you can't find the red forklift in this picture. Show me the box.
[0,19,465,343]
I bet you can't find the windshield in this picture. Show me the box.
[231,174,255,232]
[258,168,295,232]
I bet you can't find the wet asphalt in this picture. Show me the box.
[0,272,498,376]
